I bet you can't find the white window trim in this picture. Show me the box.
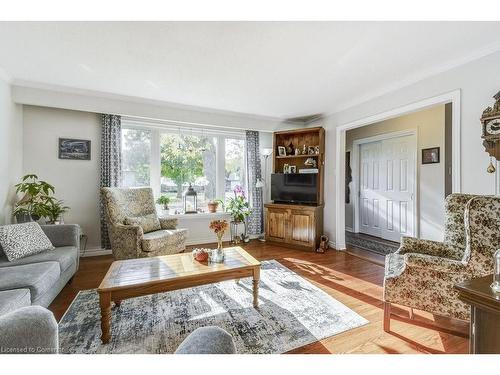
[121,119,247,217]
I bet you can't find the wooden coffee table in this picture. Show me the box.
[97,246,261,343]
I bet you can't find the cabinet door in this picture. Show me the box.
[266,208,287,242]
[288,209,315,247]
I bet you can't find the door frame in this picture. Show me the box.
[352,129,418,239]
[335,89,461,250]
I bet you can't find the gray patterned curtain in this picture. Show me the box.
[246,130,263,235]
[100,114,122,249]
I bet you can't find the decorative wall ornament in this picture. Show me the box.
[58,138,91,160]
[481,91,500,166]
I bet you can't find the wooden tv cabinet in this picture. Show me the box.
[264,126,325,251]
[264,203,323,251]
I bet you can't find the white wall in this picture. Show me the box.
[319,50,500,246]
[23,106,102,249]
[22,105,274,252]
[345,105,446,241]
[0,77,23,225]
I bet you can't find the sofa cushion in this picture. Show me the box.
[0,222,55,261]
[0,262,60,302]
[141,229,187,252]
[0,289,31,316]
[0,246,78,273]
[124,213,161,234]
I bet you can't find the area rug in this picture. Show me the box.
[346,231,400,256]
[58,260,368,354]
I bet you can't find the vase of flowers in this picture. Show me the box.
[209,219,228,263]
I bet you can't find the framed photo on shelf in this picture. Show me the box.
[289,165,297,173]
[422,147,440,164]
[308,146,316,155]
[277,146,287,157]
[283,163,289,173]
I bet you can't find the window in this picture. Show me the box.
[225,138,246,201]
[160,133,217,211]
[121,122,247,214]
[121,128,151,188]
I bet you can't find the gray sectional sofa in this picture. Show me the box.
[0,224,80,353]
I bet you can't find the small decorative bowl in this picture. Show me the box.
[192,248,209,262]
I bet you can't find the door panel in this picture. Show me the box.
[358,134,415,242]
[288,210,314,246]
[267,208,287,241]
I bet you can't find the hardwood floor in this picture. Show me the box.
[49,241,469,354]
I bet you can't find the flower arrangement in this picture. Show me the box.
[217,185,250,224]
[209,219,228,250]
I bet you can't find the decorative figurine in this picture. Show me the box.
[316,235,329,253]
[302,144,307,155]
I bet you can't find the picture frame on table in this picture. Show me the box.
[277,146,287,157]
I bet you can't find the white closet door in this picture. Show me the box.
[358,134,415,242]
[359,141,382,238]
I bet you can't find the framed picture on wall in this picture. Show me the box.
[58,138,91,160]
[422,147,440,164]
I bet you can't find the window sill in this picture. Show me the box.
[159,211,231,220]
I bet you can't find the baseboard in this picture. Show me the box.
[333,240,347,251]
[345,226,354,233]
[80,248,112,257]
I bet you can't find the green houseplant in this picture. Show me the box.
[156,195,171,210]
[13,174,69,223]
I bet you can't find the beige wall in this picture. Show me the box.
[345,105,446,241]
[0,78,23,225]
[23,106,102,249]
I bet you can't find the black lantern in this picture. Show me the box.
[183,183,198,214]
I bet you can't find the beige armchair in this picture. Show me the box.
[383,194,500,331]
[101,187,188,260]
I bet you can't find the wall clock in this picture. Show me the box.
[480,91,500,173]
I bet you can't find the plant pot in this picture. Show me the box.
[163,204,169,211]
[15,213,32,224]
[207,201,219,213]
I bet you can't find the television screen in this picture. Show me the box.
[271,173,318,205]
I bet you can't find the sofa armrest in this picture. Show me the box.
[397,237,459,259]
[40,224,80,249]
[158,217,178,230]
[0,306,58,354]
[110,224,144,259]
[404,253,466,273]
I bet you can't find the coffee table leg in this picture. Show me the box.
[252,267,260,308]
[99,291,111,344]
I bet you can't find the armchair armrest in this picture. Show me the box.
[159,217,178,230]
[404,253,466,273]
[0,306,58,354]
[398,237,459,259]
[110,223,144,260]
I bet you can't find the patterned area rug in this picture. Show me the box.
[59,260,368,354]
[346,232,400,256]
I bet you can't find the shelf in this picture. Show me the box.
[276,154,319,159]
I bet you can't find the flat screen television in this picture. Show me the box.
[271,173,318,205]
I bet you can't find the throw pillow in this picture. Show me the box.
[124,214,161,233]
[0,222,55,261]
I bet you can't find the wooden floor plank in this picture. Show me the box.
[49,241,468,354]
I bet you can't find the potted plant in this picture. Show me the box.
[207,200,219,213]
[13,174,55,222]
[44,197,70,224]
[218,185,251,242]
[156,195,171,210]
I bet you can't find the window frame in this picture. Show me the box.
[121,120,247,212]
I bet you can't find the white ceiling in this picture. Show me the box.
[1,22,500,119]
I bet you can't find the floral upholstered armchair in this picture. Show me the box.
[383,194,500,331]
[101,187,188,260]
